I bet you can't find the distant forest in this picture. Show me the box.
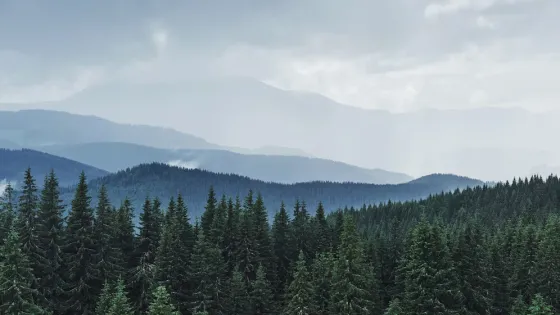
[0,168,559,314]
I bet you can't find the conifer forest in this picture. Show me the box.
[2,168,560,315]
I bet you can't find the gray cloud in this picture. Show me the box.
[0,0,559,111]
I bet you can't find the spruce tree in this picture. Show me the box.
[190,230,227,315]
[209,194,227,246]
[330,215,379,315]
[63,171,97,314]
[35,170,66,312]
[223,197,241,276]
[251,264,275,315]
[402,219,464,315]
[226,269,251,315]
[92,185,121,291]
[252,193,273,280]
[131,197,161,312]
[313,202,331,254]
[236,208,257,282]
[384,298,404,315]
[533,215,560,311]
[96,281,113,315]
[311,252,335,315]
[272,201,291,295]
[0,230,46,314]
[291,200,311,261]
[527,294,554,315]
[107,278,134,315]
[283,251,317,315]
[113,198,135,279]
[201,186,217,237]
[510,295,528,315]
[0,182,16,246]
[147,286,180,315]
[16,168,41,278]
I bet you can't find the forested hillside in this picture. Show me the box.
[0,168,559,314]
[63,162,482,219]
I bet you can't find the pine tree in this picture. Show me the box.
[92,185,121,291]
[114,198,135,279]
[201,186,217,237]
[452,221,491,315]
[510,295,527,315]
[154,196,192,313]
[252,193,273,280]
[489,232,511,315]
[402,219,464,315]
[384,298,404,315]
[209,194,227,246]
[236,207,257,282]
[291,200,311,261]
[223,197,240,276]
[190,230,227,315]
[35,170,66,312]
[251,264,275,315]
[330,215,379,315]
[63,171,97,314]
[0,182,16,246]
[16,168,41,279]
[311,252,335,315]
[0,230,47,314]
[283,251,317,315]
[226,269,251,315]
[527,294,554,315]
[533,215,560,311]
[107,278,134,315]
[130,197,161,312]
[96,281,113,315]
[312,202,331,254]
[272,201,291,295]
[147,286,180,315]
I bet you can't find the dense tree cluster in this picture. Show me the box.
[1,169,559,314]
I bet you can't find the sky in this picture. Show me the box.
[1,0,559,113]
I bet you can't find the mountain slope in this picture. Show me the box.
[0,109,218,150]
[17,77,560,181]
[0,148,108,186]
[59,163,482,219]
[37,142,412,184]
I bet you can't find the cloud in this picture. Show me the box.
[0,0,559,113]
[167,160,200,170]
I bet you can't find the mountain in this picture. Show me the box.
[0,148,108,186]
[9,77,560,181]
[58,162,482,219]
[0,109,218,149]
[36,142,413,184]
[408,173,484,190]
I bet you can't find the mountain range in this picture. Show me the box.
[0,110,411,184]
[4,76,557,181]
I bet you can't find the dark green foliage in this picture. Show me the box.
[201,186,217,237]
[311,252,334,315]
[0,230,47,314]
[147,286,180,315]
[190,231,227,315]
[0,183,16,246]
[36,171,66,312]
[527,294,554,315]
[402,219,464,315]
[63,171,97,314]
[226,270,251,315]
[283,251,316,315]
[16,168,41,278]
[384,298,404,315]
[107,278,134,315]
[6,168,560,315]
[130,197,161,312]
[272,201,291,295]
[251,264,275,315]
[330,215,379,315]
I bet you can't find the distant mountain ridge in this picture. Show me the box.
[0,148,108,186]
[37,142,413,184]
[10,76,560,181]
[57,163,484,219]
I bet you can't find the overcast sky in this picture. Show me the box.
[0,0,558,113]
